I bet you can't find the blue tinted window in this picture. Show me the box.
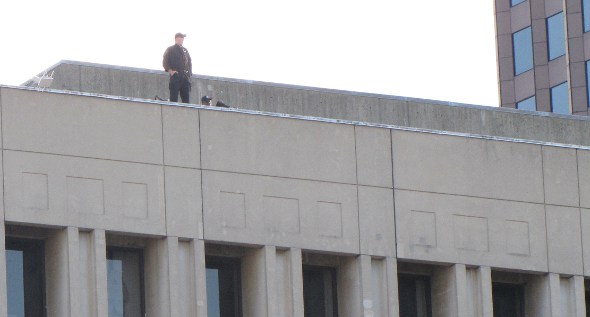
[513,27,534,75]
[107,249,144,317]
[6,238,45,317]
[517,96,536,111]
[584,0,590,32]
[547,12,566,60]
[512,0,525,6]
[7,250,25,317]
[551,82,570,114]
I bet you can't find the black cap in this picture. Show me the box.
[175,32,186,38]
[201,96,212,102]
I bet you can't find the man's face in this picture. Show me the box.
[175,36,184,45]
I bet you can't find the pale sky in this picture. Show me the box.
[0,0,499,107]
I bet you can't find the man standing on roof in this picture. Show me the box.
[163,32,192,103]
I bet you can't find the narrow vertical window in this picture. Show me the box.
[547,12,566,60]
[516,96,536,111]
[551,82,570,114]
[398,274,432,317]
[107,248,145,317]
[513,27,534,75]
[303,265,339,317]
[492,283,525,317]
[206,257,242,317]
[6,238,45,317]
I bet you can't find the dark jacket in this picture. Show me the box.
[163,44,192,75]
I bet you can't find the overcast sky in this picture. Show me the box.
[0,0,499,107]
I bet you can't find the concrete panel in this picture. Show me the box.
[162,105,200,168]
[164,167,202,239]
[542,146,579,207]
[51,63,81,91]
[496,11,512,36]
[4,150,166,235]
[200,110,357,184]
[511,1,532,33]
[545,205,583,275]
[358,186,395,257]
[2,89,164,164]
[81,65,111,95]
[568,34,585,62]
[577,150,590,208]
[548,57,568,87]
[202,170,360,254]
[580,208,590,275]
[395,190,548,271]
[391,130,544,203]
[355,126,392,188]
[545,0,563,17]
[109,69,143,99]
[514,69,536,102]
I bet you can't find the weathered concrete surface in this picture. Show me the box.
[24,60,590,147]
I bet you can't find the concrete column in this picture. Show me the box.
[432,264,468,317]
[242,246,277,317]
[548,273,561,317]
[45,227,80,317]
[194,239,207,317]
[524,274,551,317]
[167,237,180,317]
[359,255,373,317]
[145,237,172,317]
[385,257,399,317]
[338,256,362,317]
[289,248,304,317]
[572,275,586,317]
[478,267,493,317]
[92,229,108,317]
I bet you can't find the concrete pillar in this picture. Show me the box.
[167,237,180,317]
[478,267,493,317]
[145,237,173,317]
[571,275,587,317]
[385,258,400,317]
[338,256,362,317]
[466,266,493,317]
[275,248,303,317]
[289,248,304,317]
[432,264,468,317]
[45,227,80,317]
[92,229,108,317]
[194,239,207,317]
[242,246,277,317]
[524,274,551,317]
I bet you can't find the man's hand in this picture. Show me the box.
[169,70,177,76]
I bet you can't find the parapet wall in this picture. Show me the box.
[27,60,590,147]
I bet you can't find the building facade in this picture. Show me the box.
[4,62,590,316]
[495,0,590,115]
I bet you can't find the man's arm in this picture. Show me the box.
[162,47,176,75]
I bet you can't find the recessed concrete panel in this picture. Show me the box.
[542,146,579,207]
[358,186,395,257]
[391,130,544,203]
[67,176,105,215]
[4,150,166,235]
[202,170,359,254]
[162,105,201,168]
[514,69,536,102]
[200,110,357,184]
[164,166,202,239]
[2,89,164,164]
[548,57,568,87]
[511,2,532,33]
[395,190,548,271]
[355,126,393,188]
[545,205,583,275]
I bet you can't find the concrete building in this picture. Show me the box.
[3,60,590,316]
[494,0,590,115]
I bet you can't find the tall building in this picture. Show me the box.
[495,0,590,115]
[3,61,590,317]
